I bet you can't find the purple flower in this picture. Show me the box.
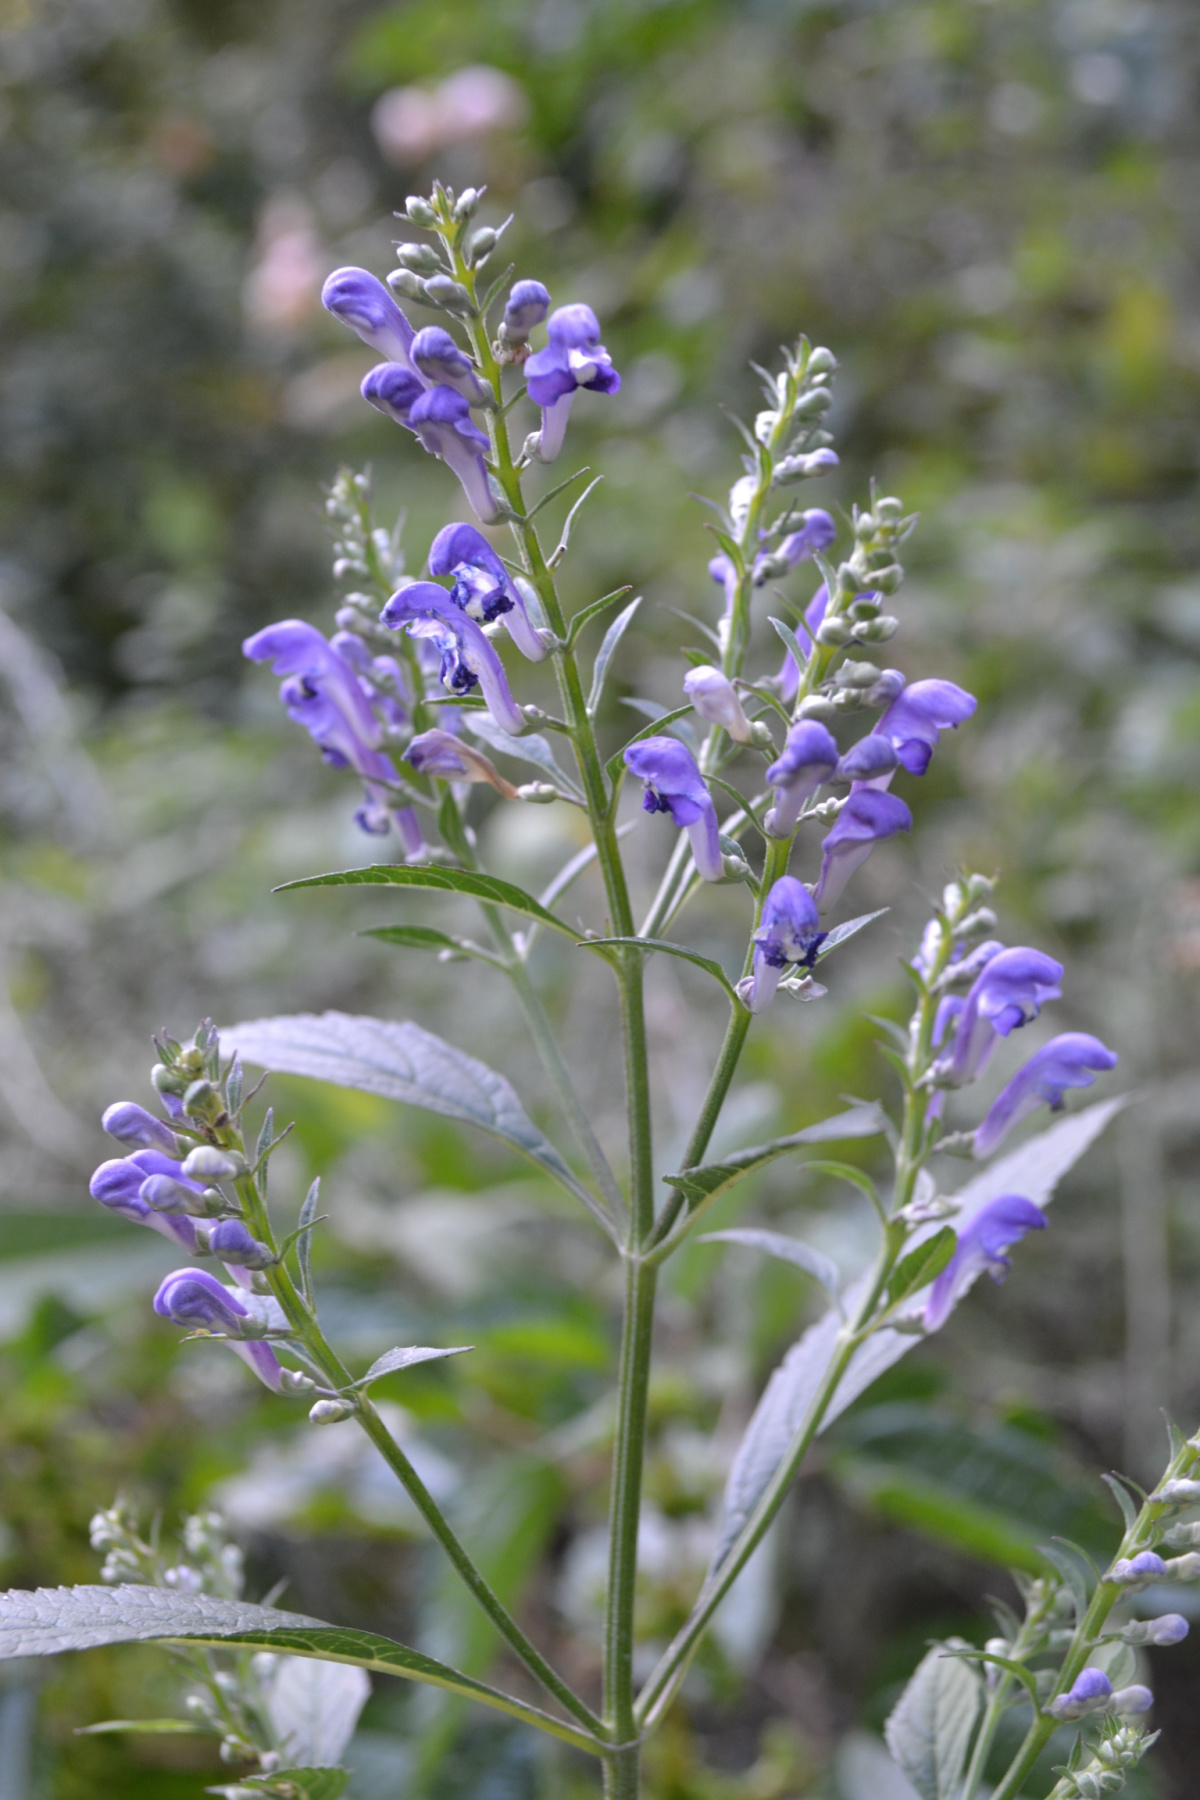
[208,1219,275,1272]
[941,947,1065,1085]
[322,267,415,369]
[410,326,490,406]
[381,582,525,735]
[153,1268,285,1391]
[361,362,425,424]
[764,720,839,835]
[1046,1667,1154,1720]
[90,1151,202,1253]
[406,728,518,795]
[775,585,832,702]
[101,1102,180,1157]
[973,1033,1119,1157]
[832,733,898,785]
[408,386,499,521]
[876,679,976,775]
[504,279,551,342]
[242,619,421,847]
[738,877,826,1013]
[776,510,837,569]
[623,737,722,881]
[923,1195,1047,1331]
[427,521,546,661]
[1111,1551,1166,1585]
[524,304,620,462]
[1142,1614,1189,1645]
[683,665,753,742]
[711,513,837,631]
[812,787,912,912]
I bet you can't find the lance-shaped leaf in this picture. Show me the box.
[815,908,889,960]
[698,1229,841,1303]
[351,1345,473,1390]
[711,1099,1125,1566]
[884,1642,981,1800]
[0,1587,598,1755]
[587,595,642,716]
[276,866,576,938]
[465,714,584,801]
[220,1013,605,1227]
[580,936,738,1005]
[662,1104,887,1231]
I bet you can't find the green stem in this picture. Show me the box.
[960,1598,1051,1800]
[602,1744,642,1798]
[232,1172,606,1742]
[603,1251,658,1741]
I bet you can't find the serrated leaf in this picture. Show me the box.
[883,1642,981,1800]
[712,1101,1124,1567]
[275,865,575,938]
[698,1229,840,1300]
[219,1012,603,1225]
[352,1345,473,1389]
[464,714,583,801]
[587,596,642,716]
[265,1657,369,1767]
[887,1228,957,1306]
[815,908,889,959]
[580,936,737,1004]
[1101,1473,1140,1535]
[0,1587,595,1754]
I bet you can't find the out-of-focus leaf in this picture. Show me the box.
[699,1229,841,1301]
[883,1641,981,1800]
[265,1657,370,1767]
[212,1771,349,1800]
[220,1012,604,1225]
[465,714,583,801]
[77,1718,206,1734]
[662,1104,887,1233]
[581,935,737,1003]
[712,1100,1124,1566]
[886,1228,957,1306]
[275,866,576,937]
[0,1587,594,1752]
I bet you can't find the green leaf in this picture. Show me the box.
[437,790,472,862]
[351,1345,473,1389]
[220,1012,605,1228]
[662,1105,887,1227]
[211,1770,349,1800]
[815,908,889,959]
[886,1228,957,1307]
[296,1177,321,1307]
[276,865,575,938]
[768,615,813,680]
[1101,1473,1140,1535]
[938,1647,1041,1705]
[524,464,591,522]
[698,1229,840,1301]
[580,936,737,1004]
[78,1719,207,1735]
[0,1587,597,1755]
[360,925,495,961]
[550,476,605,567]
[587,596,642,717]
[883,1641,981,1800]
[564,585,634,648]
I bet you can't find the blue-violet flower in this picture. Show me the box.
[623,737,722,881]
[941,946,1064,1085]
[381,582,525,735]
[683,665,753,743]
[764,720,839,835]
[973,1032,1118,1157]
[322,266,415,370]
[923,1195,1047,1331]
[738,877,826,1013]
[504,279,551,342]
[524,304,620,462]
[153,1268,285,1391]
[812,787,912,912]
[427,521,546,661]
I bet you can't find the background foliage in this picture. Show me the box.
[1,0,1199,1794]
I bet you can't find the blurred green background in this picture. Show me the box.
[2,0,1200,1794]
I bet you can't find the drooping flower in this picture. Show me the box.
[683,666,753,743]
[503,279,551,343]
[973,1033,1119,1157]
[876,679,976,775]
[153,1268,285,1392]
[775,509,837,569]
[90,1151,203,1253]
[737,877,826,1013]
[427,521,546,661]
[410,326,491,406]
[380,582,525,734]
[941,947,1064,1085]
[207,1219,275,1272]
[764,720,839,835]
[408,386,499,521]
[812,787,911,911]
[923,1195,1047,1331]
[1045,1667,1154,1721]
[406,728,519,796]
[623,737,722,881]
[360,362,425,424]
[524,303,620,462]
[321,266,416,369]
[832,733,898,785]
[1111,1552,1167,1587]
[101,1102,181,1157]
[242,619,422,848]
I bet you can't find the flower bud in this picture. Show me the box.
[854,614,899,643]
[279,1368,317,1394]
[836,660,884,689]
[1110,1551,1166,1588]
[1120,1613,1189,1645]
[423,274,474,314]
[452,187,480,221]
[102,1103,181,1157]
[310,1398,356,1425]
[181,1146,245,1182]
[183,1079,221,1118]
[793,387,832,420]
[387,268,426,301]
[395,241,442,274]
[467,227,497,266]
[872,563,904,593]
[1163,1551,1200,1581]
[815,617,853,646]
[1163,1520,1200,1549]
[516,782,558,803]
[805,347,837,376]
[209,1220,274,1271]
[151,1062,186,1096]
[1155,1478,1200,1504]
[403,195,438,227]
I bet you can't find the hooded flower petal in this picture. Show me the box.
[504,279,551,341]
[361,361,426,424]
[101,1102,181,1157]
[410,325,490,405]
[973,1033,1118,1157]
[812,787,911,912]
[923,1195,1047,1331]
[876,679,976,775]
[408,385,499,521]
[623,736,722,881]
[427,521,546,661]
[738,876,826,1013]
[525,303,620,462]
[774,509,837,570]
[406,728,519,795]
[943,947,1064,1085]
[683,665,753,742]
[764,719,839,834]
[832,733,898,785]
[381,582,525,734]
[322,267,416,368]
[89,1150,201,1253]
[153,1268,285,1391]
